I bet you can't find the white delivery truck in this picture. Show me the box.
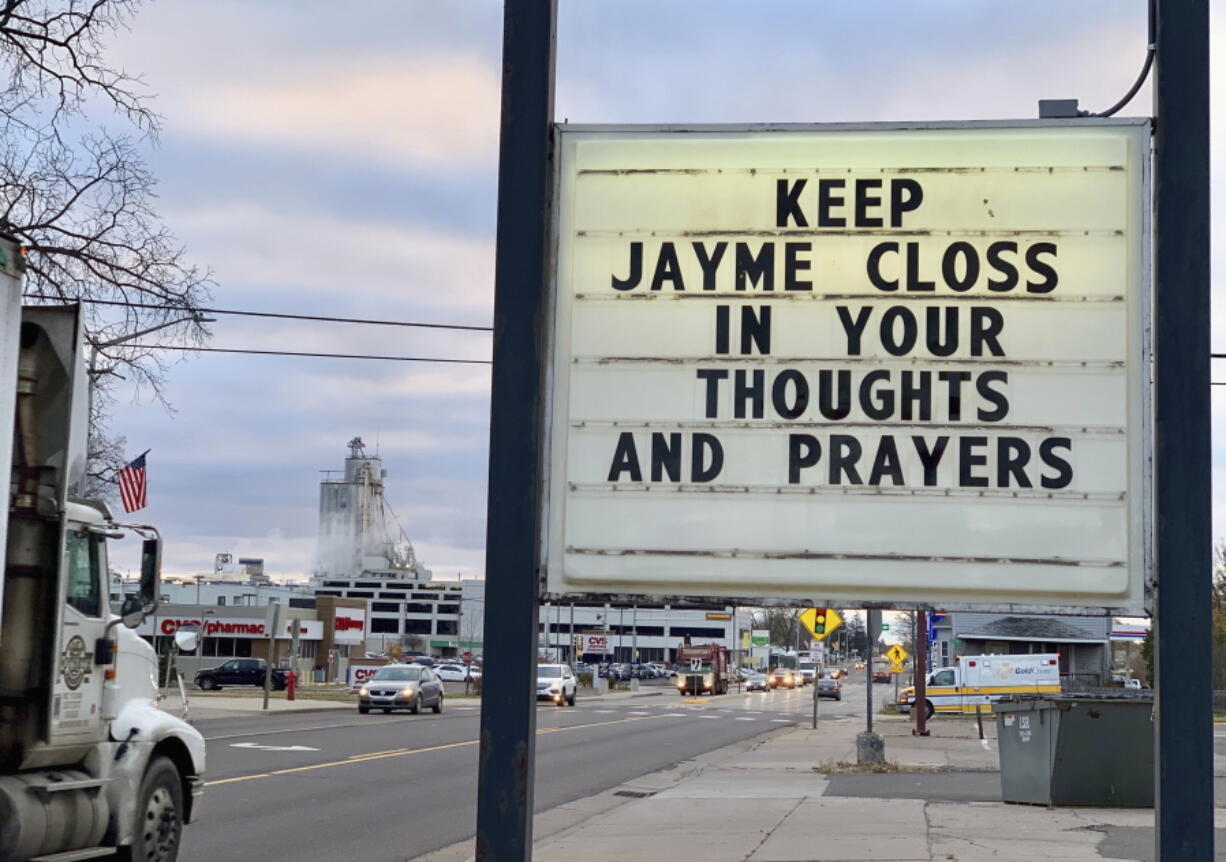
[0,234,205,862]
[898,653,1062,719]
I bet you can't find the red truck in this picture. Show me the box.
[675,643,729,695]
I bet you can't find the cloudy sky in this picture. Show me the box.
[94,2,1222,583]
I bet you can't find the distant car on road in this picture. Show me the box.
[770,668,797,689]
[435,663,480,683]
[358,664,444,715]
[745,673,769,692]
[537,664,577,706]
[817,677,842,700]
[195,658,286,692]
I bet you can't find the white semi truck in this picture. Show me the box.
[0,234,205,862]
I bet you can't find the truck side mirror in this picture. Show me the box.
[174,628,199,652]
[119,595,144,629]
[139,537,161,616]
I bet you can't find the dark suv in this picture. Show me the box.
[195,658,287,691]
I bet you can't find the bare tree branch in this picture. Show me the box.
[0,1,212,497]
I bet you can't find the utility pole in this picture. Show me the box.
[914,611,929,737]
[857,608,884,765]
[618,606,624,663]
[631,605,638,665]
[262,600,281,712]
[81,312,212,496]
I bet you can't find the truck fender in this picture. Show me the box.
[106,699,207,845]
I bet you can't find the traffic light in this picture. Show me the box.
[814,609,827,636]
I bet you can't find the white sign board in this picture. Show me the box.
[546,121,1149,613]
[583,634,612,655]
[332,608,367,643]
[347,662,387,690]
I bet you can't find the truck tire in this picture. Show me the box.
[119,756,184,862]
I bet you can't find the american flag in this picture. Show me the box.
[117,451,149,514]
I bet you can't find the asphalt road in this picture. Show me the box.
[181,676,867,862]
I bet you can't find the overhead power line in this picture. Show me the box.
[22,294,492,333]
[133,344,491,364]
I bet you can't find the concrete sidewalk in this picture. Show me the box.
[422,713,1225,862]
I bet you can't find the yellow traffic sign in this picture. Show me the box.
[885,644,908,664]
[890,662,906,674]
[799,607,843,641]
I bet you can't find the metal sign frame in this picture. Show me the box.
[476,3,1211,861]
[540,119,1152,617]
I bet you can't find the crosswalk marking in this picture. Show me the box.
[735,717,756,721]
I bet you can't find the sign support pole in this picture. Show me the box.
[914,611,928,737]
[474,2,556,859]
[1153,1,1212,859]
[865,610,875,735]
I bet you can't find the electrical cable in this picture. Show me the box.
[21,294,492,333]
[1092,0,1155,117]
[130,344,491,364]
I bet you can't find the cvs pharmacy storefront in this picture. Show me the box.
[136,605,324,679]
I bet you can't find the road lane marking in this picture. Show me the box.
[230,743,319,752]
[697,715,720,720]
[735,717,756,722]
[771,719,791,723]
[203,713,677,787]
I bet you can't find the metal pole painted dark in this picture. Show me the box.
[865,610,875,734]
[914,611,928,736]
[1153,1,1212,858]
[474,3,556,859]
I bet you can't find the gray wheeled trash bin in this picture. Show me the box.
[995,695,1153,806]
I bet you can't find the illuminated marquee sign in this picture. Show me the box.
[545,121,1149,613]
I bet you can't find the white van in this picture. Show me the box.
[899,653,1061,719]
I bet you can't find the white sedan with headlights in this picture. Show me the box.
[536,664,577,706]
[358,664,444,714]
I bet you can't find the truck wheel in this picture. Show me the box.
[924,700,935,721]
[120,756,183,862]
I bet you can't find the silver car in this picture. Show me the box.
[358,664,444,715]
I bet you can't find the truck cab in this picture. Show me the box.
[0,238,205,862]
